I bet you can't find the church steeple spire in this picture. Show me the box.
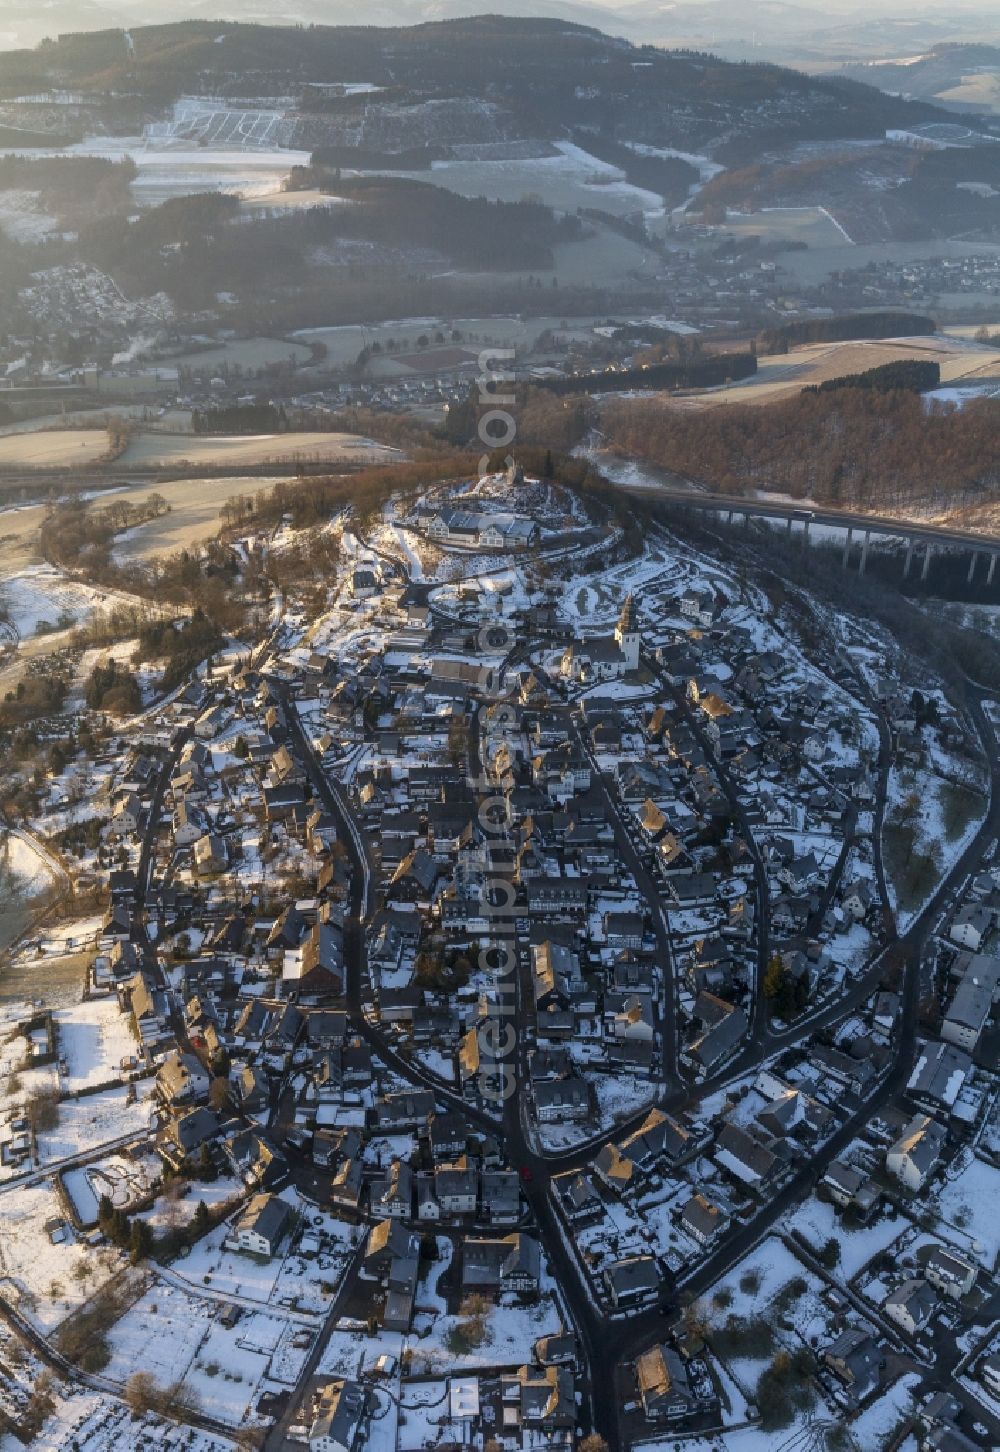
[615,593,640,671]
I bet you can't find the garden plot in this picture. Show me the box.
[704,1238,831,1395]
[932,1153,1000,1269]
[0,1180,119,1331]
[263,1315,315,1386]
[36,1084,156,1166]
[787,1196,912,1281]
[38,758,114,834]
[11,1391,242,1452]
[824,920,875,979]
[55,999,135,1092]
[408,1286,564,1376]
[105,1282,271,1427]
[397,1379,463,1450]
[63,1150,160,1227]
[140,1177,244,1234]
[318,1324,398,1380]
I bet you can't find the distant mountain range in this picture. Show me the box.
[0,16,956,159]
[0,15,995,249]
[2,1,1000,63]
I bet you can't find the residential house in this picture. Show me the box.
[435,1157,478,1216]
[883,1278,937,1338]
[924,1247,977,1301]
[822,1328,883,1397]
[636,1343,695,1423]
[156,1050,210,1106]
[679,1193,726,1248]
[949,905,991,952]
[906,1041,973,1113]
[885,1115,946,1192]
[462,1234,540,1297]
[714,1122,779,1192]
[604,1256,659,1310]
[308,1379,367,1452]
[233,1193,292,1259]
[373,1159,414,1220]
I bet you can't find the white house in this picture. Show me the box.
[233,1193,291,1259]
[924,1246,977,1301]
[678,588,717,627]
[883,1278,937,1338]
[108,791,142,838]
[885,1115,946,1192]
[949,905,991,952]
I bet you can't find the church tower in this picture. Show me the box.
[615,593,640,672]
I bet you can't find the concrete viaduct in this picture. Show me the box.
[640,489,1000,587]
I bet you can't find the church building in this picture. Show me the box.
[561,595,642,684]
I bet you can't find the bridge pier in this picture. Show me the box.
[786,515,793,535]
[842,526,853,570]
[921,542,933,582]
[903,540,914,580]
[802,519,811,547]
[858,529,871,576]
[989,554,998,587]
[727,509,734,525]
[968,551,978,586]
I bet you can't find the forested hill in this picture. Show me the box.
[0,17,954,157]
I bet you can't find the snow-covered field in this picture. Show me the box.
[933,1153,1000,1269]
[0,430,109,468]
[2,830,57,897]
[0,188,58,243]
[105,1282,274,1426]
[0,565,116,640]
[121,430,400,469]
[386,140,664,219]
[35,1084,157,1166]
[55,999,137,1092]
[0,135,312,207]
[0,1180,120,1330]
